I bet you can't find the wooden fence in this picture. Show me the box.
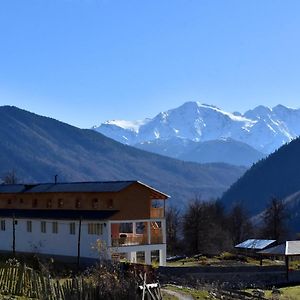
[0,261,162,300]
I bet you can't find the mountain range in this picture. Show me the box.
[94,102,300,166]
[0,106,245,208]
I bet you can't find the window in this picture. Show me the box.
[7,199,11,205]
[58,199,63,208]
[32,199,38,208]
[107,199,113,208]
[52,222,58,234]
[88,223,103,235]
[0,220,5,231]
[92,198,98,209]
[27,221,32,233]
[75,199,81,208]
[41,221,46,233]
[69,222,76,235]
[19,198,24,204]
[47,199,52,208]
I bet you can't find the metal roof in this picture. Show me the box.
[0,184,30,193]
[235,239,276,250]
[0,181,169,198]
[0,181,136,194]
[259,241,300,256]
[25,181,136,193]
[0,209,118,220]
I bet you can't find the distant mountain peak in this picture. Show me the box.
[93,102,300,154]
[102,119,148,132]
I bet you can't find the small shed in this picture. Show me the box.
[235,239,276,256]
[259,241,300,280]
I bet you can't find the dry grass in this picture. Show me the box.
[167,253,285,268]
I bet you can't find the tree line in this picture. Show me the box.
[166,197,289,256]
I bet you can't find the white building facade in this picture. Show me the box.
[0,181,168,266]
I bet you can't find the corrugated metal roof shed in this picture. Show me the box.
[258,244,286,255]
[259,241,300,256]
[235,239,276,250]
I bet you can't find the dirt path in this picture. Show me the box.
[161,288,194,300]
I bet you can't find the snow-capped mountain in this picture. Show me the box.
[93,102,300,155]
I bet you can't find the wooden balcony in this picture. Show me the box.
[151,233,163,244]
[111,232,163,247]
[112,234,148,247]
[150,207,164,218]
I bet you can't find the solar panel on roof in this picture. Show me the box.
[235,239,276,250]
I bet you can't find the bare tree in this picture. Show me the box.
[182,199,231,255]
[2,170,19,184]
[166,205,181,255]
[261,197,289,242]
[227,203,253,246]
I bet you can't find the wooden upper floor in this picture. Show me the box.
[0,181,169,220]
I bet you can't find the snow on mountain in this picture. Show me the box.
[93,102,300,154]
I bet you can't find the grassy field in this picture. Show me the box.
[162,285,300,300]
[249,286,300,300]
[162,284,209,299]
[166,252,286,268]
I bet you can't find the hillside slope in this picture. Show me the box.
[221,138,300,215]
[179,138,264,167]
[135,138,265,167]
[0,106,246,207]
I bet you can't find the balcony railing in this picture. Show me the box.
[150,207,164,218]
[111,232,163,247]
[112,234,148,247]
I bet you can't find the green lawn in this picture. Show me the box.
[163,284,209,299]
[167,253,285,268]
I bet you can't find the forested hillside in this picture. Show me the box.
[222,138,300,215]
[0,106,245,207]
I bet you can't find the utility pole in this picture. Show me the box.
[12,213,16,256]
[77,217,82,269]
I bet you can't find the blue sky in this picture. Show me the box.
[1,0,300,128]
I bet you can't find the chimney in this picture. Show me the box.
[54,175,58,184]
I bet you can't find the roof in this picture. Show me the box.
[235,239,276,250]
[26,181,135,193]
[0,181,169,198]
[0,209,118,220]
[259,241,300,256]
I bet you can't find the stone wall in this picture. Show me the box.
[158,266,300,288]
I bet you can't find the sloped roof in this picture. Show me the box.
[0,181,169,198]
[26,181,135,193]
[235,239,276,250]
[0,209,118,220]
[0,184,31,193]
[259,241,300,256]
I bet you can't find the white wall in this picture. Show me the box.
[0,218,108,259]
[0,217,167,265]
